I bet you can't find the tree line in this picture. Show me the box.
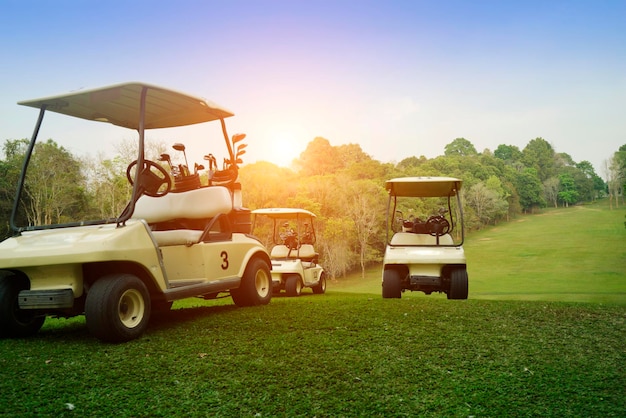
[1,136,624,280]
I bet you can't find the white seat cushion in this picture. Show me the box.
[132,186,232,223]
[150,229,203,246]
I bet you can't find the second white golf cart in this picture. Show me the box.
[382,177,468,299]
[251,208,326,296]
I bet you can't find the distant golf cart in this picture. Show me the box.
[251,208,326,296]
[382,177,468,299]
[0,82,272,342]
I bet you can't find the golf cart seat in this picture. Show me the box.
[298,244,318,263]
[132,186,233,246]
[390,232,454,246]
[270,244,318,263]
[270,244,290,259]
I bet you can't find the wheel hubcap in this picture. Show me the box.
[255,270,270,298]
[118,289,145,328]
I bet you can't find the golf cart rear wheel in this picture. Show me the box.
[85,274,151,343]
[448,268,468,300]
[312,272,327,294]
[285,275,303,297]
[231,258,272,307]
[382,269,402,298]
[0,276,45,338]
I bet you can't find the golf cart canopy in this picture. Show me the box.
[18,82,234,129]
[251,208,317,219]
[386,177,462,198]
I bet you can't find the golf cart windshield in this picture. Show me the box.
[10,83,239,234]
[385,177,465,246]
[251,208,317,249]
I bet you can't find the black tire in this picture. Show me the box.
[85,274,151,343]
[285,275,303,297]
[448,268,469,300]
[312,272,327,294]
[0,276,45,338]
[382,269,402,298]
[231,258,272,307]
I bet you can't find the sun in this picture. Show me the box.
[269,132,301,168]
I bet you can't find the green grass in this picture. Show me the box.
[0,199,625,416]
[467,201,626,303]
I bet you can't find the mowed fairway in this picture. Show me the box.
[467,201,626,303]
[0,200,624,416]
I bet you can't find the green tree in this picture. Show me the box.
[444,138,477,157]
[83,154,132,219]
[0,139,30,236]
[21,139,87,226]
[557,173,579,207]
[515,168,545,212]
[522,137,556,182]
[397,155,427,171]
[494,144,523,163]
[576,160,605,199]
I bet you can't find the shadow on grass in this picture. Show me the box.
[34,302,242,343]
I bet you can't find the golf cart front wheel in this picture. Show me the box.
[285,275,303,297]
[85,274,151,343]
[312,272,327,294]
[382,269,402,298]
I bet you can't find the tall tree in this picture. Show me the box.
[21,139,86,226]
[317,217,353,280]
[344,179,387,278]
[494,144,523,163]
[444,138,478,157]
[543,177,560,208]
[83,154,132,219]
[557,173,579,207]
[295,137,342,176]
[0,139,30,236]
[522,137,556,181]
[515,168,545,212]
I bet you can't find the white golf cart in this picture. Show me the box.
[382,177,468,299]
[0,82,272,342]
[251,208,326,296]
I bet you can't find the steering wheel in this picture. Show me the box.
[426,215,450,237]
[126,160,172,197]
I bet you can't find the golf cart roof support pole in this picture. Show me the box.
[385,194,396,243]
[457,192,465,245]
[220,118,235,163]
[118,86,148,224]
[10,105,47,233]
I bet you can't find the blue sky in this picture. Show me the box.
[1,0,624,175]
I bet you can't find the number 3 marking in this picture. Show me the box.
[220,251,229,270]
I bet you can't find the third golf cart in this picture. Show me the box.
[382,177,468,299]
